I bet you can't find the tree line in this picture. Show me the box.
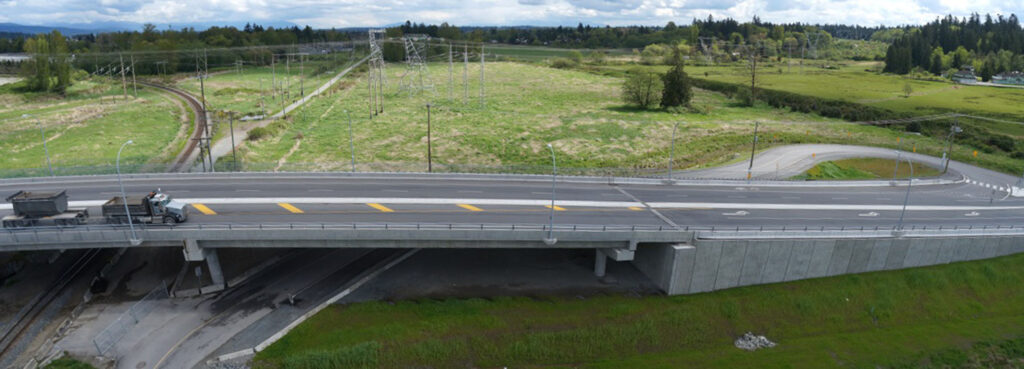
[883,14,1024,79]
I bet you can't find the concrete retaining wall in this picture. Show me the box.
[633,236,1024,295]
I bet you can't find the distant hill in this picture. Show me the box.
[0,21,301,36]
[0,23,94,36]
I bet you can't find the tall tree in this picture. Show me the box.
[661,48,693,108]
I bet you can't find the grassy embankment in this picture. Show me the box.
[255,252,1024,369]
[602,60,1024,175]
[795,158,942,180]
[234,61,1015,176]
[0,78,188,176]
[43,358,96,369]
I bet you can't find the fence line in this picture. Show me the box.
[92,281,168,356]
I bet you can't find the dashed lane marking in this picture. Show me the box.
[545,205,567,211]
[278,203,304,213]
[457,204,483,212]
[628,206,645,211]
[191,203,217,215]
[366,203,394,212]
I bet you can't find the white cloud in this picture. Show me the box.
[0,0,1019,28]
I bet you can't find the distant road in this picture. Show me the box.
[679,144,1018,186]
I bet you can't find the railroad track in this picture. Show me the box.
[0,249,104,362]
[138,81,207,173]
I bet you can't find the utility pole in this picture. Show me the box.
[272,54,278,110]
[300,53,305,97]
[129,54,137,97]
[463,43,469,104]
[197,51,207,112]
[119,53,128,100]
[426,103,433,172]
[480,44,485,108]
[747,121,759,180]
[347,110,355,172]
[448,42,453,101]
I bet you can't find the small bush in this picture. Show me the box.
[247,127,271,141]
[550,58,577,69]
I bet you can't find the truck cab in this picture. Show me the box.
[149,190,189,223]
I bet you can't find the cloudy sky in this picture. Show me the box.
[1,0,1022,28]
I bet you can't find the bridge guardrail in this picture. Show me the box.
[3,222,1023,239]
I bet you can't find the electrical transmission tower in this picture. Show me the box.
[398,34,434,95]
[805,32,822,60]
[368,29,386,117]
[698,37,716,65]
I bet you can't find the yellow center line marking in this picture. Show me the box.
[545,205,567,211]
[367,203,394,212]
[278,203,304,213]
[191,203,216,215]
[628,206,645,211]
[457,204,484,212]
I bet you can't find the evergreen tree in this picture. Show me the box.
[661,49,693,108]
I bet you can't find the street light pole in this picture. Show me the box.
[116,140,141,246]
[747,121,759,180]
[346,110,355,172]
[668,122,679,182]
[892,137,903,182]
[942,122,962,174]
[24,114,53,176]
[896,156,914,231]
[544,143,557,245]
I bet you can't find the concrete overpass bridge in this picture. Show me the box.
[3,147,1024,295]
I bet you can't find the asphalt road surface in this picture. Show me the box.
[1,144,1022,231]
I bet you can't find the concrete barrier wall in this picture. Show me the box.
[633,236,1024,295]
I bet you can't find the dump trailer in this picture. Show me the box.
[102,189,188,224]
[2,190,89,228]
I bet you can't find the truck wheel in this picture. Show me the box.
[163,216,177,224]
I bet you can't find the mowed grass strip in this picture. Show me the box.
[255,252,1024,369]
[795,158,942,180]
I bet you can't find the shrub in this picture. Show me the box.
[246,127,270,141]
[550,58,576,69]
[622,68,663,109]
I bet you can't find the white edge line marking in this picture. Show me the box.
[4,198,1024,212]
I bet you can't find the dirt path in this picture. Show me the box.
[206,57,367,169]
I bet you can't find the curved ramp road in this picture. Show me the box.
[681,144,1019,189]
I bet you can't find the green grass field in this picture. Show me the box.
[630,61,1024,119]
[795,158,942,180]
[173,54,359,117]
[254,252,1024,369]
[0,78,189,176]
[233,61,1023,176]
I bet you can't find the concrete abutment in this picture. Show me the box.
[632,236,1024,296]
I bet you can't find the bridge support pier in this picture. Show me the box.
[594,250,607,277]
[181,239,226,292]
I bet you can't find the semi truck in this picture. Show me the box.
[2,190,89,228]
[2,189,188,228]
[102,189,188,224]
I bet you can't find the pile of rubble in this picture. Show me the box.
[734,332,777,351]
